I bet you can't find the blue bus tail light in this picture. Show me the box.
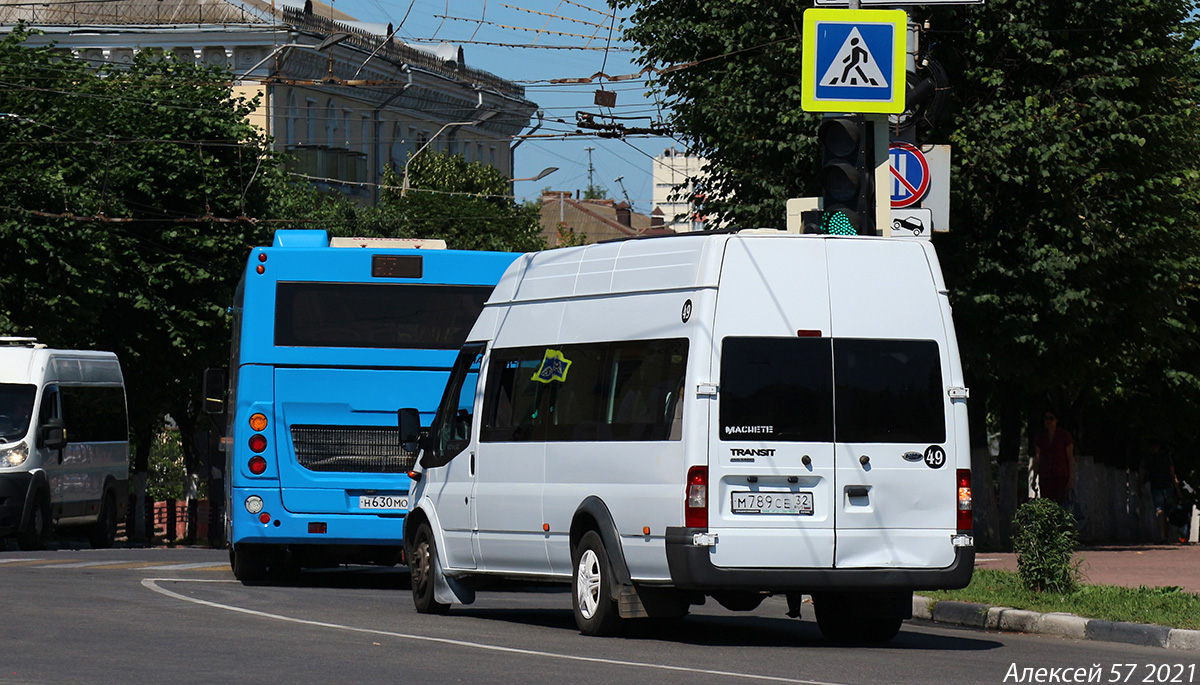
[259,512,271,524]
[244,495,264,514]
[309,522,327,534]
[248,434,267,454]
[249,412,268,431]
[248,455,268,474]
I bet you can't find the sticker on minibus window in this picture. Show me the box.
[531,349,572,384]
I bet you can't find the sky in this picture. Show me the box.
[328,0,678,209]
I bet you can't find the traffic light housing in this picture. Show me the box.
[812,114,875,236]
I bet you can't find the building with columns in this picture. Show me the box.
[0,0,538,205]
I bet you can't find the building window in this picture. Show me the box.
[325,99,338,148]
[286,91,298,146]
[305,99,317,145]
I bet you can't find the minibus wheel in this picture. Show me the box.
[17,492,49,551]
[571,531,623,636]
[89,491,118,549]
[812,593,903,642]
[410,522,450,615]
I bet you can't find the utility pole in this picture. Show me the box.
[584,146,596,194]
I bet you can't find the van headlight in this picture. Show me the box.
[1,443,29,467]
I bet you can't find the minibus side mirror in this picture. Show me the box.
[202,368,227,415]
[39,418,67,451]
[397,407,422,455]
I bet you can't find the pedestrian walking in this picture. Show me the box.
[1033,409,1074,507]
[1138,438,1183,543]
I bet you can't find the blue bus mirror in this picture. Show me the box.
[203,368,227,415]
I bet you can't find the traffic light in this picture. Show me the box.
[812,114,875,236]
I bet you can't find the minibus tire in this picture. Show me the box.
[571,531,623,636]
[410,522,450,615]
[812,593,903,643]
[89,491,118,549]
[17,492,50,551]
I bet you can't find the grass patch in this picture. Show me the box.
[922,569,1200,630]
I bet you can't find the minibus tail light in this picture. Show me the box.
[957,469,972,532]
[685,466,708,529]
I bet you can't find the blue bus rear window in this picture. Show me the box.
[274,282,493,349]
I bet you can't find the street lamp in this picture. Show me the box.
[511,167,559,183]
[401,111,498,196]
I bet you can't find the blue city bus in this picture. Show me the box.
[215,230,519,581]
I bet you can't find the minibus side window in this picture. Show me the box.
[481,348,547,443]
[483,339,688,443]
[59,386,128,442]
[429,344,485,463]
[39,385,59,424]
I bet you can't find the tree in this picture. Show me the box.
[924,0,1200,529]
[618,0,1200,545]
[369,153,545,252]
[0,26,282,537]
[616,0,820,228]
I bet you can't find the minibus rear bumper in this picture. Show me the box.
[664,526,974,592]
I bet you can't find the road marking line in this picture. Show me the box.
[142,578,843,685]
[0,558,44,564]
[138,562,233,571]
[0,558,79,567]
[37,560,142,569]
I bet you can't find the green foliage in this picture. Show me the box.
[582,184,607,200]
[555,223,590,248]
[925,569,1200,630]
[925,0,1200,434]
[370,154,545,252]
[0,26,280,462]
[1012,499,1082,592]
[617,0,820,228]
[147,430,187,502]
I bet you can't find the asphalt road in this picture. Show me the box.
[1,546,1195,684]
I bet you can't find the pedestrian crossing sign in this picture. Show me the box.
[802,8,906,114]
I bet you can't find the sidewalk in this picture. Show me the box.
[974,544,1200,594]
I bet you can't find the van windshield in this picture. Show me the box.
[0,383,37,443]
[720,338,945,444]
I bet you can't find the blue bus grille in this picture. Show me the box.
[290,425,415,473]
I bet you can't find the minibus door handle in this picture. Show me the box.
[469,452,475,477]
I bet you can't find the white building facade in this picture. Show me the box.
[0,0,538,205]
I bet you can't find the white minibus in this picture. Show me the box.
[0,338,129,549]
[399,231,973,641]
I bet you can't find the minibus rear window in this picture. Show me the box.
[274,282,493,349]
[720,338,944,444]
[0,383,36,443]
[834,339,944,443]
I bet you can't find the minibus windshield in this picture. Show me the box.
[0,383,37,443]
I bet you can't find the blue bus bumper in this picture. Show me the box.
[228,487,406,547]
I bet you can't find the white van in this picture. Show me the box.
[399,232,973,641]
[0,338,129,549]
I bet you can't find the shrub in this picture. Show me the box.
[1012,498,1081,593]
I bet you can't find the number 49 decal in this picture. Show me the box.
[923,445,946,469]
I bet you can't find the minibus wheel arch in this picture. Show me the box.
[569,497,633,589]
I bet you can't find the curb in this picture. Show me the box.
[913,596,1200,652]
